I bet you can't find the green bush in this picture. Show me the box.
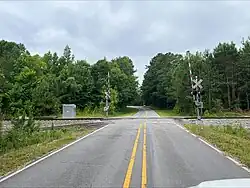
[0,128,66,154]
[173,105,181,114]
[0,113,68,154]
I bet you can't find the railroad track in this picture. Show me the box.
[2,116,250,131]
[1,119,104,131]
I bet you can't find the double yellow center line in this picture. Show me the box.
[142,123,147,188]
[123,122,147,188]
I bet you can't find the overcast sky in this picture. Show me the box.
[1,1,250,84]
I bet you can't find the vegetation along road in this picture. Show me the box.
[1,108,250,187]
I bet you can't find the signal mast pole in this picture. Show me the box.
[105,72,110,117]
[187,51,203,120]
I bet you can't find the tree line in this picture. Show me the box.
[142,37,250,115]
[0,40,139,118]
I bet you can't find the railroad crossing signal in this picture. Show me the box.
[104,106,109,112]
[192,79,203,89]
[195,101,203,108]
[104,91,110,112]
[105,91,111,103]
[105,91,110,99]
[104,72,110,116]
[187,51,203,120]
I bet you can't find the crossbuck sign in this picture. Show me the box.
[192,79,203,89]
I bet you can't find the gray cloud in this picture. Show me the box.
[1,1,250,84]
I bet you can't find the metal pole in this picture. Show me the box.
[195,76,200,120]
[187,51,202,120]
[106,101,108,117]
[105,71,110,117]
[200,90,203,118]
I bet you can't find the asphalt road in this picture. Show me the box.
[1,108,250,187]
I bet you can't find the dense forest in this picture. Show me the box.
[0,40,139,118]
[142,38,250,115]
[2,37,250,119]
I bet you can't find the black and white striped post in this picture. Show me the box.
[187,51,195,102]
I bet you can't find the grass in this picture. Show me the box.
[76,107,138,117]
[0,126,95,176]
[153,108,250,118]
[203,111,250,117]
[76,110,104,117]
[184,124,250,168]
[111,107,138,117]
[153,109,180,117]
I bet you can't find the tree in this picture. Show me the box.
[142,53,182,108]
[0,40,139,118]
[213,42,239,110]
[238,38,250,110]
[142,39,250,114]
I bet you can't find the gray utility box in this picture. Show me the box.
[62,104,76,118]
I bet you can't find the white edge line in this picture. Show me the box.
[174,122,250,174]
[198,138,223,154]
[0,124,109,183]
[175,123,185,130]
[242,167,250,173]
[226,156,241,166]
[190,133,197,137]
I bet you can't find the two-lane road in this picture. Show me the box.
[1,108,249,187]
